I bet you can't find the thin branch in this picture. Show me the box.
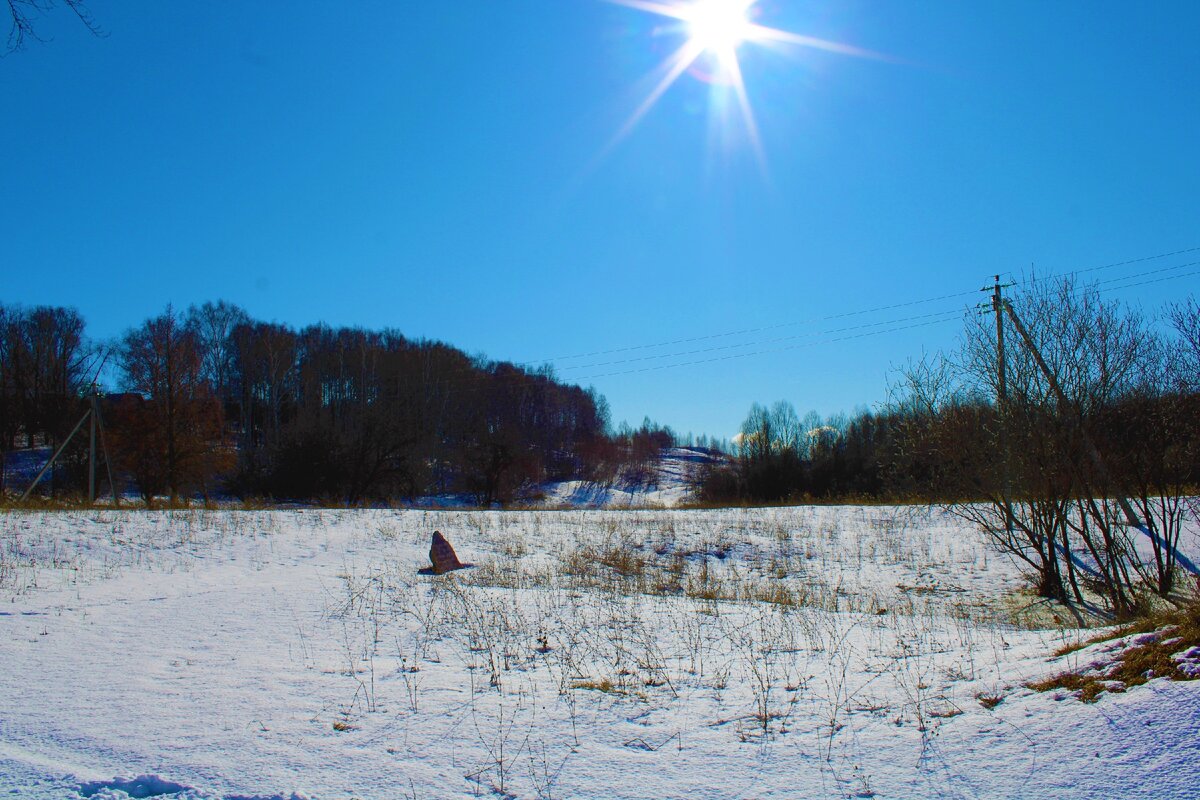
[5,0,104,53]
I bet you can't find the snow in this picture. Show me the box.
[536,447,711,508]
[328,447,710,511]
[1,504,1197,799]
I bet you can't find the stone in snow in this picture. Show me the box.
[429,530,466,574]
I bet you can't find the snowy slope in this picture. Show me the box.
[1,506,1197,799]
[536,447,713,508]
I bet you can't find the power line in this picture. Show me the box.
[1006,259,1200,305]
[1095,267,1200,296]
[1092,259,1200,289]
[522,243,1200,370]
[522,288,981,366]
[569,256,1200,383]
[182,252,1197,393]
[1036,245,1200,282]
[576,312,963,382]
[557,307,966,372]
[19,246,1173,396]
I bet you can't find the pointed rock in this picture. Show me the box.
[429,530,465,574]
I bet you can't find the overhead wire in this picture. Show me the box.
[1094,266,1200,296]
[177,248,1200,392]
[556,307,967,372]
[1092,259,1200,289]
[522,244,1199,371]
[565,249,1200,383]
[55,246,1187,394]
[520,288,981,366]
[989,245,1200,289]
[7,247,1192,416]
[1033,245,1200,283]
[575,310,964,381]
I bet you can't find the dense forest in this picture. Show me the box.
[0,301,677,505]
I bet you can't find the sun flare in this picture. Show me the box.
[604,0,883,163]
[681,0,755,62]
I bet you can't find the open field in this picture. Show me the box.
[1,506,1198,799]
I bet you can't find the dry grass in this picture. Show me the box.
[570,678,617,693]
[976,692,1004,710]
[1028,602,1200,703]
[1,495,114,511]
[332,717,358,732]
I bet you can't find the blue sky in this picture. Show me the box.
[3,0,1198,438]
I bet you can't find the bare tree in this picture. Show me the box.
[115,305,231,504]
[1168,296,1200,392]
[185,301,249,403]
[0,303,96,496]
[894,277,1187,616]
[1105,363,1194,598]
[769,400,801,455]
[1000,279,1152,613]
[5,0,101,52]
[232,321,298,454]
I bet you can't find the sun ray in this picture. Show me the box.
[745,24,891,62]
[604,0,883,159]
[604,38,707,154]
[721,49,766,171]
[606,0,692,23]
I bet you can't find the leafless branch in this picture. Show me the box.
[6,0,103,53]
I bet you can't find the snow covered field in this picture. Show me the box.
[1,505,1198,799]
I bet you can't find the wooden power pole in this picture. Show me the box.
[988,276,1015,534]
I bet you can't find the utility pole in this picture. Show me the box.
[85,383,116,505]
[93,386,118,507]
[20,383,118,506]
[88,387,97,503]
[986,276,1015,534]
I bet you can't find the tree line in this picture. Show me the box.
[700,282,1200,616]
[1,301,633,505]
[696,402,900,504]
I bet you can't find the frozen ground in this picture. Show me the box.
[1,505,1197,799]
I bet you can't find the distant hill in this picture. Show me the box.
[534,447,726,509]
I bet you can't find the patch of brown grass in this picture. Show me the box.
[1050,611,1172,658]
[571,677,615,693]
[0,495,105,511]
[597,546,648,578]
[1029,603,1200,703]
[976,692,1005,710]
[570,677,647,699]
[751,582,803,607]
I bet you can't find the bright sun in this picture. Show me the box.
[682,0,755,59]
[604,0,882,164]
